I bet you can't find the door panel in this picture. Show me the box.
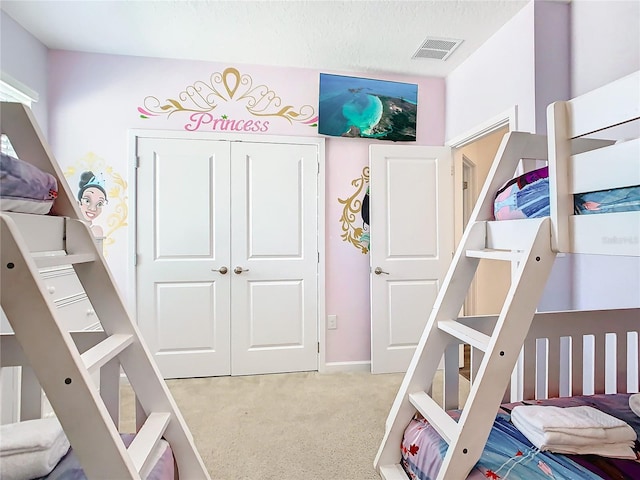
[137,138,231,378]
[370,145,453,374]
[231,142,318,375]
[137,137,319,378]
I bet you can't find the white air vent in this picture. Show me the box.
[412,37,463,61]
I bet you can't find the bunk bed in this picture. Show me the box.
[375,70,640,480]
[0,102,211,479]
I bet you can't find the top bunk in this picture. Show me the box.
[484,71,639,257]
[1,101,81,219]
[1,102,89,255]
[548,70,640,256]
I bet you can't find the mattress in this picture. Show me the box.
[401,393,640,480]
[493,166,640,220]
[40,434,175,480]
[0,153,58,214]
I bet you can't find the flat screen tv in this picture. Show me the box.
[318,73,417,142]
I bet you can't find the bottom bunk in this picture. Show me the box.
[0,332,178,480]
[1,426,175,480]
[402,393,640,480]
[382,308,640,480]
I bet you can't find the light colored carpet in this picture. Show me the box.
[120,371,469,480]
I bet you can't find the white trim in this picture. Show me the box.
[128,129,326,374]
[322,361,371,373]
[446,106,518,148]
[0,73,38,103]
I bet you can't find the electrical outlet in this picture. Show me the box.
[327,314,337,330]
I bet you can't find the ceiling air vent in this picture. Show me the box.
[412,37,463,61]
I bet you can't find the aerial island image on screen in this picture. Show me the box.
[318,73,418,142]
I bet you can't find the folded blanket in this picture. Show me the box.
[631,393,640,417]
[511,405,637,459]
[0,417,70,480]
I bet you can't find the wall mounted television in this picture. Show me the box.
[318,73,418,142]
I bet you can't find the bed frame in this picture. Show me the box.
[375,71,640,479]
[0,102,211,479]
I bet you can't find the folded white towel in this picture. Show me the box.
[511,405,637,459]
[630,393,640,417]
[0,417,70,480]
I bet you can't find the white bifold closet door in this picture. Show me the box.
[136,137,318,378]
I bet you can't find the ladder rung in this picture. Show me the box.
[33,252,97,268]
[127,412,172,474]
[81,334,134,373]
[438,320,490,352]
[465,249,522,261]
[409,391,458,444]
[379,463,409,479]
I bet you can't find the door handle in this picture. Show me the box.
[212,266,228,274]
[234,266,250,274]
[374,267,389,275]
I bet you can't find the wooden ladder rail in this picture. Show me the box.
[374,131,556,479]
[1,213,210,479]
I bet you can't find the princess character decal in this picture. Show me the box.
[77,171,107,237]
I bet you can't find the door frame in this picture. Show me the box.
[447,106,518,252]
[127,129,326,372]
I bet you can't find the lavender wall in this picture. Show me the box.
[446,1,574,311]
[569,0,640,310]
[445,1,536,140]
[0,11,48,132]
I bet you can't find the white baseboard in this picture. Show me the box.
[321,361,371,373]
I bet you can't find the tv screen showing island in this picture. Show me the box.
[318,73,418,142]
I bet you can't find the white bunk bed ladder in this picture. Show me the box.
[375,132,557,479]
[0,102,210,480]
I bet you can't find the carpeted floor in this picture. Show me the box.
[120,370,468,480]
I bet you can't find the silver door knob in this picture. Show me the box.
[212,266,228,274]
[374,267,389,275]
[234,266,250,274]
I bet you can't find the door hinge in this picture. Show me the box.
[134,253,138,266]
[317,342,320,353]
[318,252,320,263]
[463,180,468,190]
[451,165,455,176]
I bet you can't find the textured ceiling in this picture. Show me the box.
[2,0,530,77]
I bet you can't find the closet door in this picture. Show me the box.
[137,138,231,378]
[230,142,319,375]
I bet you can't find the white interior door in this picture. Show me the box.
[230,142,319,375]
[136,135,319,378]
[137,137,232,378]
[369,145,453,374]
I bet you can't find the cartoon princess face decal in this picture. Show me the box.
[77,171,108,237]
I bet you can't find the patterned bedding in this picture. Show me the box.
[40,434,175,480]
[493,166,640,220]
[401,393,640,480]
[0,153,58,214]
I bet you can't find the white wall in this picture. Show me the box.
[446,1,536,140]
[570,0,640,310]
[571,0,640,96]
[0,11,48,133]
[446,0,574,311]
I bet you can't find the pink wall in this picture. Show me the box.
[47,50,445,364]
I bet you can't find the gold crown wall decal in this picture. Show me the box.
[138,67,318,126]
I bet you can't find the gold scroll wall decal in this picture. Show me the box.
[139,67,317,125]
[338,166,370,254]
